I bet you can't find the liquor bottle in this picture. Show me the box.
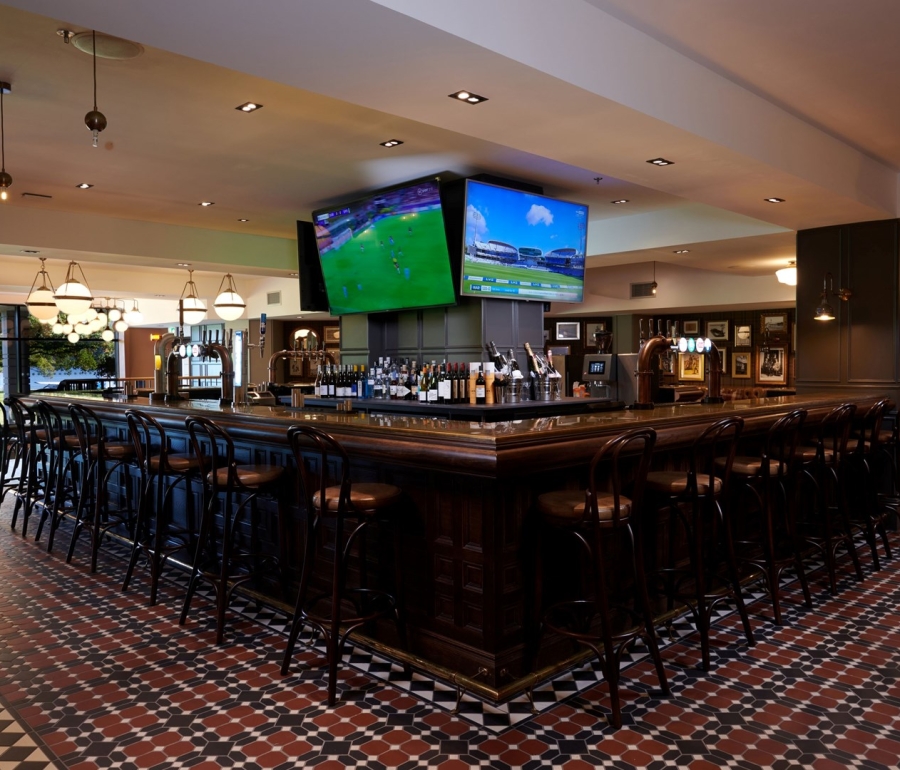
[349,365,359,399]
[367,363,376,399]
[405,361,416,400]
[475,366,486,405]
[373,366,385,399]
[389,359,399,399]
[397,361,411,400]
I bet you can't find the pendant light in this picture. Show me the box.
[213,273,246,320]
[650,261,658,295]
[776,260,797,286]
[54,261,94,315]
[178,269,207,325]
[84,30,108,148]
[0,81,11,201]
[123,299,143,325]
[26,258,60,321]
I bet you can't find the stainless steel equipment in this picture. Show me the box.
[582,353,617,400]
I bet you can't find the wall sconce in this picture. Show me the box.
[814,271,852,321]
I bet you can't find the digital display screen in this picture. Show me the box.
[460,179,588,303]
[312,178,457,315]
[588,360,606,375]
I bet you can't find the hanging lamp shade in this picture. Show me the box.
[54,261,94,315]
[178,269,207,325]
[84,31,108,147]
[123,299,143,325]
[26,258,59,321]
[213,273,246,320]
[776,264,797,286]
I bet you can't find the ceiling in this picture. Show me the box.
[0,0,896,315]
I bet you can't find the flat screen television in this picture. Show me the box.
[296,221,329,312]
[460,179,588,303]
[312,177,457,315]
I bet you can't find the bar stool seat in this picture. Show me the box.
[646,471,722,496]
[313,482,402,512]
[148,454,198,473]
[536,490,631,525]
[210,464,283,487]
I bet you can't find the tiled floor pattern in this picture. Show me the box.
[0,496,899,769]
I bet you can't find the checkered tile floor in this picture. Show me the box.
[1,495,899,769]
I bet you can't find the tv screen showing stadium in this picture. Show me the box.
[312,177,457,315]
[460,179,588,304]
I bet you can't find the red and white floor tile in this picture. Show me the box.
[0,497,898,769]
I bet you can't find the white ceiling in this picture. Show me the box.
[0,0,896,314]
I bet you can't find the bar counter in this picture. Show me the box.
[27,389,887,701]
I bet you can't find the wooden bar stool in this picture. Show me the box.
[281,424,407,707]
[796,403,865,593]
[534,427,669,729]
[180,415,285,644]
[724,408,812,625]
[5,397,44,536]
[0,401,25,508]
[66,402,136,573]
[123,409,200,605]
[645,416,755,671]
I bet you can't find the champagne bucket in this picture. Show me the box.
[550,377,561,401]
[507,379,522,403]
[538,375,552,401]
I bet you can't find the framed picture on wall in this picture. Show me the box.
[289,357,304,376]
[760,312,788,340]
[555,321,580,341]
[757,346,787,385]
[706,320,729,342]
[734,325,752,348]
[678,351,704,381]
[715,346,729,376]
[324,326,341,346]
[682,320,700,335]
[732,351,751,379]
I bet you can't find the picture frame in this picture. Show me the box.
[706,320,729,342]
[760,312,788,338]
[678,351,704,381]
[323,326,341,346]
[555,321,580,341]
[682,320,700,335]
[715,346,729,376]
[732,351,751,379]
[734,325,752,348]
[757,345,787,385]
[289,357,304,376]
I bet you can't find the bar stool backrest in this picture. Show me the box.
[68,402,107,460]
[585,427,657,528]
[762,408,807,482]
[818,403,856,469]
[31,400,67,446]
[692,416,744,501]
[126,409,166,472]
[853,398,890,456]
[287,424,351,517]
[185,415,235,495]
[4,398,31,446]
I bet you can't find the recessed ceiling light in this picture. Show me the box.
[20,249,40,254]
[380,139,404,148]
[289,272,299,277]
[76,183,93,189]
[176,262,191,267]
[673,249,690,254]
[238,218,249,222]
[611,199,629,204]
[199,201,215,207]
[764,197,785,203]
[449,90,488,104]
[647,157,674,166]
[236,102,262,112]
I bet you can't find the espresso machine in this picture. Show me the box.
[581,353,617,400]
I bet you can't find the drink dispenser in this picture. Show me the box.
[582,353,616,400]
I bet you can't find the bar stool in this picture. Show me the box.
[66,402,136,573]
[280,424,407,707]
[724,408,812,625]
[847,398,894,570]
[180,415,285,644]
[0,401,24,507]
[5,397,47,537]
[123,409,200,605]
[796,403,865,593]
[645,416,755,671]
[534,427,669,729]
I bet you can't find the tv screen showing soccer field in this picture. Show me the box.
[461,179,588,304]
[312,178,457,315]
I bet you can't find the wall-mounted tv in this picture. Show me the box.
[312,177,457,315]
[461,179,588,304]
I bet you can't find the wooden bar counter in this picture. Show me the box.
[29,390,886,701]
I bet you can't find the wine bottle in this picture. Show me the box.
[486,340,508,371]
[417,365,429,402]
[475,366,486,405]
[313,364,322,398]
[427,363,439,403]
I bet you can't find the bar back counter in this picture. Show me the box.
[24,390,888,702]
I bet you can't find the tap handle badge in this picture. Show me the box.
[259,313,267,358]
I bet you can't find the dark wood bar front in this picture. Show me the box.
[26,390,886,701]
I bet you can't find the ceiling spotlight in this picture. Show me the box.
[611,199,629,204]
[199,201,215,207]
[84,31,108,148]
[235,102,262,112]
[289,272,299,277]
[449,90,488,104]
[647,158,674,166]
[176,262,191,267]
[673,249,690,254]
[764,197,785,203]
[238,218,249,222]
[379,139,404,148]
[76,183,93,189]
[0,81,12,202]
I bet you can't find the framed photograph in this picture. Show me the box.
[706,320,729,342]
[682,320,700,335]
[760,312,788,337]
[555,321,580,341]
[324,326,341,346]
[678,351,704,381]
[757,346,787,385]
[732,351,751,379]
[734,325,752,348]
[289,357,304,376]
[715,346,729,376]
